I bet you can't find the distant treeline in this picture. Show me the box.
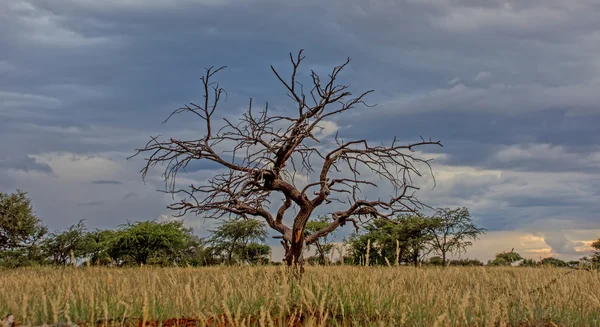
[1,190,599,268]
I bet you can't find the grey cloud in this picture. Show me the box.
[0,173,17,192]
[505,194,591,208]
[473,72,491,82]
[123,192,137,199]
[77,201,106,206]
[181,160,227,173]
[0,0,599,258]
[542,232,588,256]
[0,155,53,173]
[92,180,122,185]
[341,108,600,174]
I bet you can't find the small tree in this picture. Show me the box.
[428,207,485,266]
[449,258,484,266]
[130,50,442,273]
[402,215,436,267]
[346,218,403,266]
[591,239,600,264]
[209,218,268,264]
[83,229,118,266]
[109,220,195,265]
[427,256,443,266]
[519,258,538,267]
[305,215,336,265]
[42,220,89,265]
[488,249,522,266]
[540,257,567,267]
[245,243,271,265]
[0,190,47,267]
[346,215,435,267]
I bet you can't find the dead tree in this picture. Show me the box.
[130,50,442,274]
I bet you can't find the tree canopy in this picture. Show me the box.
[591,239,600,261]
[108,220,198,265]
[208,218,269,264]
[488,250,523,266]
[0,190,47,251]
[346,214,442,267]
[3,189,597,270]
[428,207,486,266]
[0,190,47,267]
[304,215,337,265]
[42,220,89,266]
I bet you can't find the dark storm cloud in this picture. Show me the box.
[1,0,600,256]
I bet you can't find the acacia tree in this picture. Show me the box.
[109,220,194,265]
[346,215,435,267]
[305,215,336,265]
[208,218,268,264]
[401,215,437,267]
[428,207,486,266]
[488,249,523,266]
[0,190,47,267]
[42,220,89,265]
[131,50,442,272]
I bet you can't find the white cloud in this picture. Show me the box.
[433,4,570,33]
[31,152,123,182]
[7,1,114,48]
[377,79,600,117]
[473,71,491,82]
[2,151,177,230]
[493,143,564,162]
[39,83,108,101]
[447,77,461,85]
[491,143,600,169]
[314,120,339,138]
[0,91,63,120]
[0,91,61,108]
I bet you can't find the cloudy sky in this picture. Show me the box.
[2,0,599,262]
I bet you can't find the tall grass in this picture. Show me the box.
[0,266,599,326]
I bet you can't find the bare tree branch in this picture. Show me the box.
[130,50,443,272]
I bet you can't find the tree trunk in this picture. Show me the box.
[228,237,238,264]
[413,248,419,268]
[284,237,305,277]
[315,241,326,265]
[284,209,312,276]
[397,248,405,266]
[442,252,447,267]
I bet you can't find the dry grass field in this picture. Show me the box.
[0,266,599,327]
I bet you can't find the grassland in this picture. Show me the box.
[0,266,599,327]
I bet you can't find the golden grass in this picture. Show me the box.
[0,266,599,326]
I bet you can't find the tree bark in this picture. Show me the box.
[284,237,305,276]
